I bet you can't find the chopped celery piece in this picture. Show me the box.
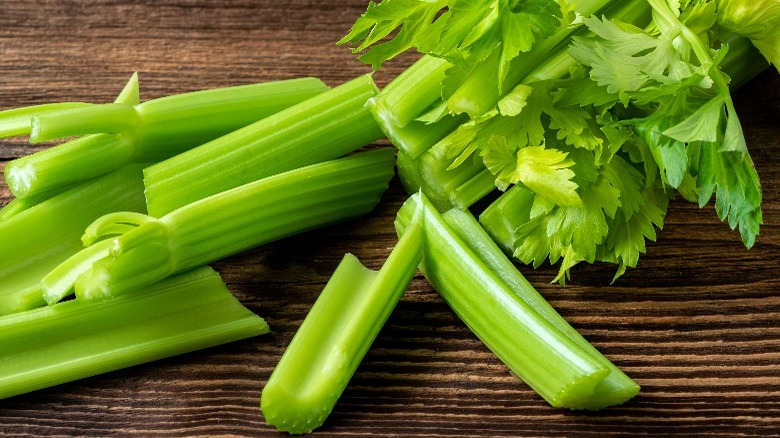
[0,165,146,316]
[441,208,639,408]
[5,77,328,198]
[0,103,90,138]
[30,103,140,143]
[0,267,268,400]
[395,193,636,409]
[45,149,394,303]
[262,216,423,434]
[144,74,383,216]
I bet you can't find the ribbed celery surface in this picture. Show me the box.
[0,165,146,315]
[44,149,394,303]
[143,74,383,217]
[395,193,638,409]
[4,77,327,198]
[262,216,423,434]
[0,267,268,400]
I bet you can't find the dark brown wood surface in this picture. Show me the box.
[1,1,778,436]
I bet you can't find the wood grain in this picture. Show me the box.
[0,1,778,436]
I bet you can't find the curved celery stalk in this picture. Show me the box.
[144,74,383,216]
[395,193,636,409]
[442,208,639,408]
[44,149,394,303]
[262,216,423,434]
[0,164,146,316]
[5,77,328,199]
[0,267,268,400]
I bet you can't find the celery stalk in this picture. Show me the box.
[44,149,394,303]
[0,103,90,138]
[30,103,140,143]
[395,193,633,409]
[144,74,383,216]
[5,77,328,199]
[442,208,639,408]
[0,267,268,400]
[0,164,146,315]
[262,216,423,434]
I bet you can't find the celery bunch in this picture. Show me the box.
[341,0,775,282]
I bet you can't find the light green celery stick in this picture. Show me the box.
[395,193,619,409]
[262,216,423,434]
[144,74,383,216]
[44,149,394,303]
[0,267,268,400]
[30,103,140,143]
[0,164,146,316]
[5,77,327,199]
[0,103,90,138]
[370,55,450,129]
[442,208,639,408]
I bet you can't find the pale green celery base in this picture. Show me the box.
[262,220,423,434]
[0,267,268,400]
[0,103,90,138]
[443,208,639,409]
[72,149,395,300]
[395,193,617,408]
[0,165,146,316]
[133,77,329,161]
[144,74,383,217]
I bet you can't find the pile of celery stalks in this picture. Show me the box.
[0,0,777,434]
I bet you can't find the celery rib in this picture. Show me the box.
[262,215,423,434]
[395,193,637,409]
[0,165,147,316]
[43,149,394,303]
[143,74,383,216]
[0,103,91,138]
[4,77,328,199]
[0,267,268,400]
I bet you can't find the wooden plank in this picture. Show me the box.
[0,1,778,436]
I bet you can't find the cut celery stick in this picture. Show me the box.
[262,216,423,434]
[5,77,328,199]
[395,193,625,409]
[44,149,394,303]
[0,164,146,316]
[0,185,72,221]
[30,103,140,143]
[442,208,639,409]
[0,103,91,138]
[0,267,268,400]
[144,74,383,216]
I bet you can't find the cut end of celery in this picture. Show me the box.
[0,285,46,316]
[74,265,114,303]
[4,160,37,198]
[261,385,334,435]
[28,116,44,144]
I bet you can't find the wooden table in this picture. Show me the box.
[0,1,778,436]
